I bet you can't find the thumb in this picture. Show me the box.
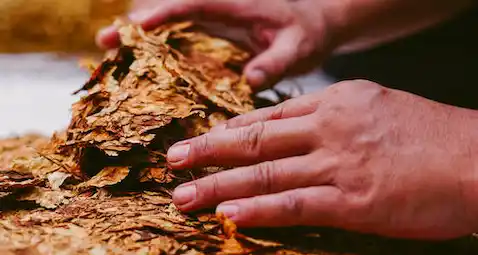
[244,26,305,88]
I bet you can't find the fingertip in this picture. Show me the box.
[96,26,120,49]
[245,55,285,89]
[173,182,197,211]
[133,2,186,31]
[216,199,260,227]
[95,8,159,50]
[216,203,240,220]
[245,68,267,88]
[167,143,191,167]
[246,28,303,87]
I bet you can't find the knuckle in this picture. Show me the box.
[318,80,387,119]
[196,174,221,202]
[308,109,331,132]
[283,192,304,220]
[210,174,221,200]
[303,114,320,131]
[252,161,276,195]
[269,104,286,120]
[275,48,298,73]
[191,134,217,162]
[225,115,246,129]
[237,122,266,156]
[332,79,384,95]
[352,79,385,95]
[341,193,374,222]
[351,79,380,88]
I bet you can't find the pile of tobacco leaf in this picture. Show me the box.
[2,21,478,255]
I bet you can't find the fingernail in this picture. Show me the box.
[168,144,190,163]
[247,69,266,86]
[217,204,239,219]
[96,26,120,49]
[173,184,196,206]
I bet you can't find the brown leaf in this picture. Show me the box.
[0,192,11,200]
[219,238,251,255]
[142,192,173,205]
[139,167,174,184]
[0,170,42,192]
[0,134,48,169]
[0,247,42,255]
[78,167,130,188]
[217,212,238,239]
[216,213,251,255]
[18,187,74,209]
[0,19,338,255]
[47,171,71,190]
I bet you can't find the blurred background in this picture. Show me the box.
[0,0,332,137]
[0,0,128,137]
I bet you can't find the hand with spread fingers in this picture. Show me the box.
[167,80,478,240]
[96,0,478,241]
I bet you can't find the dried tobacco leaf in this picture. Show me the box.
[10,132,80,180]
[77,166,130,189]
[0,192,10,199]
[0,20,303,255]
[49,19,256,190]
[17,187,74,209]
[0,192,209,254]
[139,167,174,184]
[0,170,42,192]
[1,19,460,255]
[217,213,250,255]
[0,134,48,169]
[217,212,238,239]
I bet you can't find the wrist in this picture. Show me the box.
[454,108,478,231]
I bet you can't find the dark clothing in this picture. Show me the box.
[323,7,478,109]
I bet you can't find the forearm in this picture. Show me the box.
[443,106,478,230]
[320,0,476,53]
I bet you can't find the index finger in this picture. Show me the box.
[167,115,317,169]
[213,91,320,132]
[138,0,285,29]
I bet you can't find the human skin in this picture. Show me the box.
[96,0,478,239]
[97,0,475,88]
[168,80,478,240]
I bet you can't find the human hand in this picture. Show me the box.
[97,0,475,87]
[129,0,157,10]
[167,80,478,240]
[96,0,343,88]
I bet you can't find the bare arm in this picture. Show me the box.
[97,0,476,87]
[321,0,477,53]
